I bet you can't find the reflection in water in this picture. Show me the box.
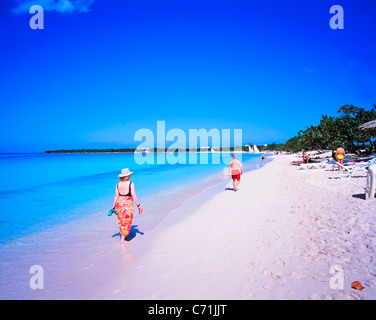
[119,225,144,268]
[121,244,135,268]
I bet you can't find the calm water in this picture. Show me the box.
[0,152,268,244]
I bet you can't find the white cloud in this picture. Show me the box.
[10,0,95,14]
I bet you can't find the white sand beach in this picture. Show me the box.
[41,154,376,300]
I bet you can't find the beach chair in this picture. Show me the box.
[328,158,341,170]
[331,160,369,179]
[297,163,313,170]
[298,160,329,170]
[328,158,352,171]
[346,163,368,178]
[367,156,376,166]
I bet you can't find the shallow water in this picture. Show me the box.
[0,152,266,244]
[0,152,271,299]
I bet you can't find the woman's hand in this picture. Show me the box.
[138,205,143,215]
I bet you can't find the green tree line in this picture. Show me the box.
[45,148,136,153]
[281,104,376,153]
[45,104,375,155]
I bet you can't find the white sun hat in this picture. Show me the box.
[118,168,133,178]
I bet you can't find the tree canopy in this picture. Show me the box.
[282,104,376,153]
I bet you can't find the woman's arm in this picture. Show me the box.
[131,183,143,214]
[113,184,119,208]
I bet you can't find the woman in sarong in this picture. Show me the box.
[113,168,143,244]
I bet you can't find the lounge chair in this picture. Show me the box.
[330,159,369,179]
[367,156,376,166]
[298,160,329,170]
[328,158,351,171]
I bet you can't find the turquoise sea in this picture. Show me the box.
[0,152,269,244]
[0,151,273,299]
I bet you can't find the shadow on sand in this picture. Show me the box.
[352,193,366,200]
[112,225,145,242]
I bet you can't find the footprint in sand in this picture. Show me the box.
[271,273,289,287]
[133,265,143,272]
[307,293,335,300]
[263,279,275,291]
[83,264,95,271]
[113,285,127,295]
[246,261,261,269]
[241,277,258,296]
[274,259,286,267]
[262,269,272,277]
[292,268,312,279]
[248,277,257,284]
[312,272,331,283]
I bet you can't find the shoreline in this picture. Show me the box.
[38,171,234,300]
[1,154,375,300]
[0,152,266,245]
[49,154,375,300]
[41,158,272,299]
[43,151,268,155]
[0,155,269,300]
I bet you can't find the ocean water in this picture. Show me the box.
[0,151,273,299]
[0,152,268,244]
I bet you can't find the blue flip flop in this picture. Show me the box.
[108,208,118,216]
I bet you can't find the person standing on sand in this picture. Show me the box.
[335,145,345,171]
[302,149,309,164]
[228,154,243,192]
[261,153,265,165]
[113,168,143,244]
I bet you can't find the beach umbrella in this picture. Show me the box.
[359,120,376,136]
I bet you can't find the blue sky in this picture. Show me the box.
[0,0,375,152]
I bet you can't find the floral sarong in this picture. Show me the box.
[116,196,134,237]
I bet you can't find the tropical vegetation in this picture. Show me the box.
[45,104,376,155]
[280,104,376,154]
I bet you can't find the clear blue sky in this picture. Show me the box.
[0,0,375,152]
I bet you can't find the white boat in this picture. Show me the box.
[245,144,260,154]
